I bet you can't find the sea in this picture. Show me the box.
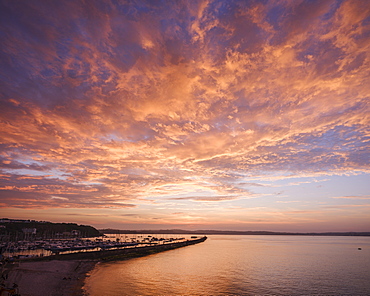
[83,235,370,295]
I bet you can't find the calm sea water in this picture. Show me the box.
[84,235,370,295]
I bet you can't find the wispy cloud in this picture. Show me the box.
[331,195,370,200]
[169,195,239,202]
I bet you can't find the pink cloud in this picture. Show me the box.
[0,0,368,232]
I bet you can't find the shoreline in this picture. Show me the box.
[2,259,97,296]
[1,236,207,295]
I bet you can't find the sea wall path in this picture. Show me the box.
[23,235,207,262]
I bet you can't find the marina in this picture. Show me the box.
[0,234,206,260]
[1,235,207,295]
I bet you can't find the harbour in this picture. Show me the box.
[1,235,207,295]
[1,235,206,260]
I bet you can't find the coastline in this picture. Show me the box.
[2,259,97,296]
[1,236,207,295]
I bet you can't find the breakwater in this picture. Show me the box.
[22,236,207,262]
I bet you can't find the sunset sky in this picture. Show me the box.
[0,0,369,232]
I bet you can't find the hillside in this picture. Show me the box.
[0,219,100,239]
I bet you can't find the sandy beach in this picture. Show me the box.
[1,259,97,296]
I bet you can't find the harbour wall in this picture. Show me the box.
[23,236,207,262]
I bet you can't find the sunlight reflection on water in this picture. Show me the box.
[84,235,370,295]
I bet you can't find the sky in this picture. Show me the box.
[0,0,369,232]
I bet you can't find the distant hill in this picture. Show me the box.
[0,219,101,239]
[100,228,370,236]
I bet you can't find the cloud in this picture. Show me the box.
[0,0,369,213]
[331,195,370,200]
[0,173,137,209]
[169,195,239,202]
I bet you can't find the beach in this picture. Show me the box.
[2,259,97,296]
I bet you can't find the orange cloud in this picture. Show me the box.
[0,1,368,232]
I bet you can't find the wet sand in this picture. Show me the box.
[2,260,97,296]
